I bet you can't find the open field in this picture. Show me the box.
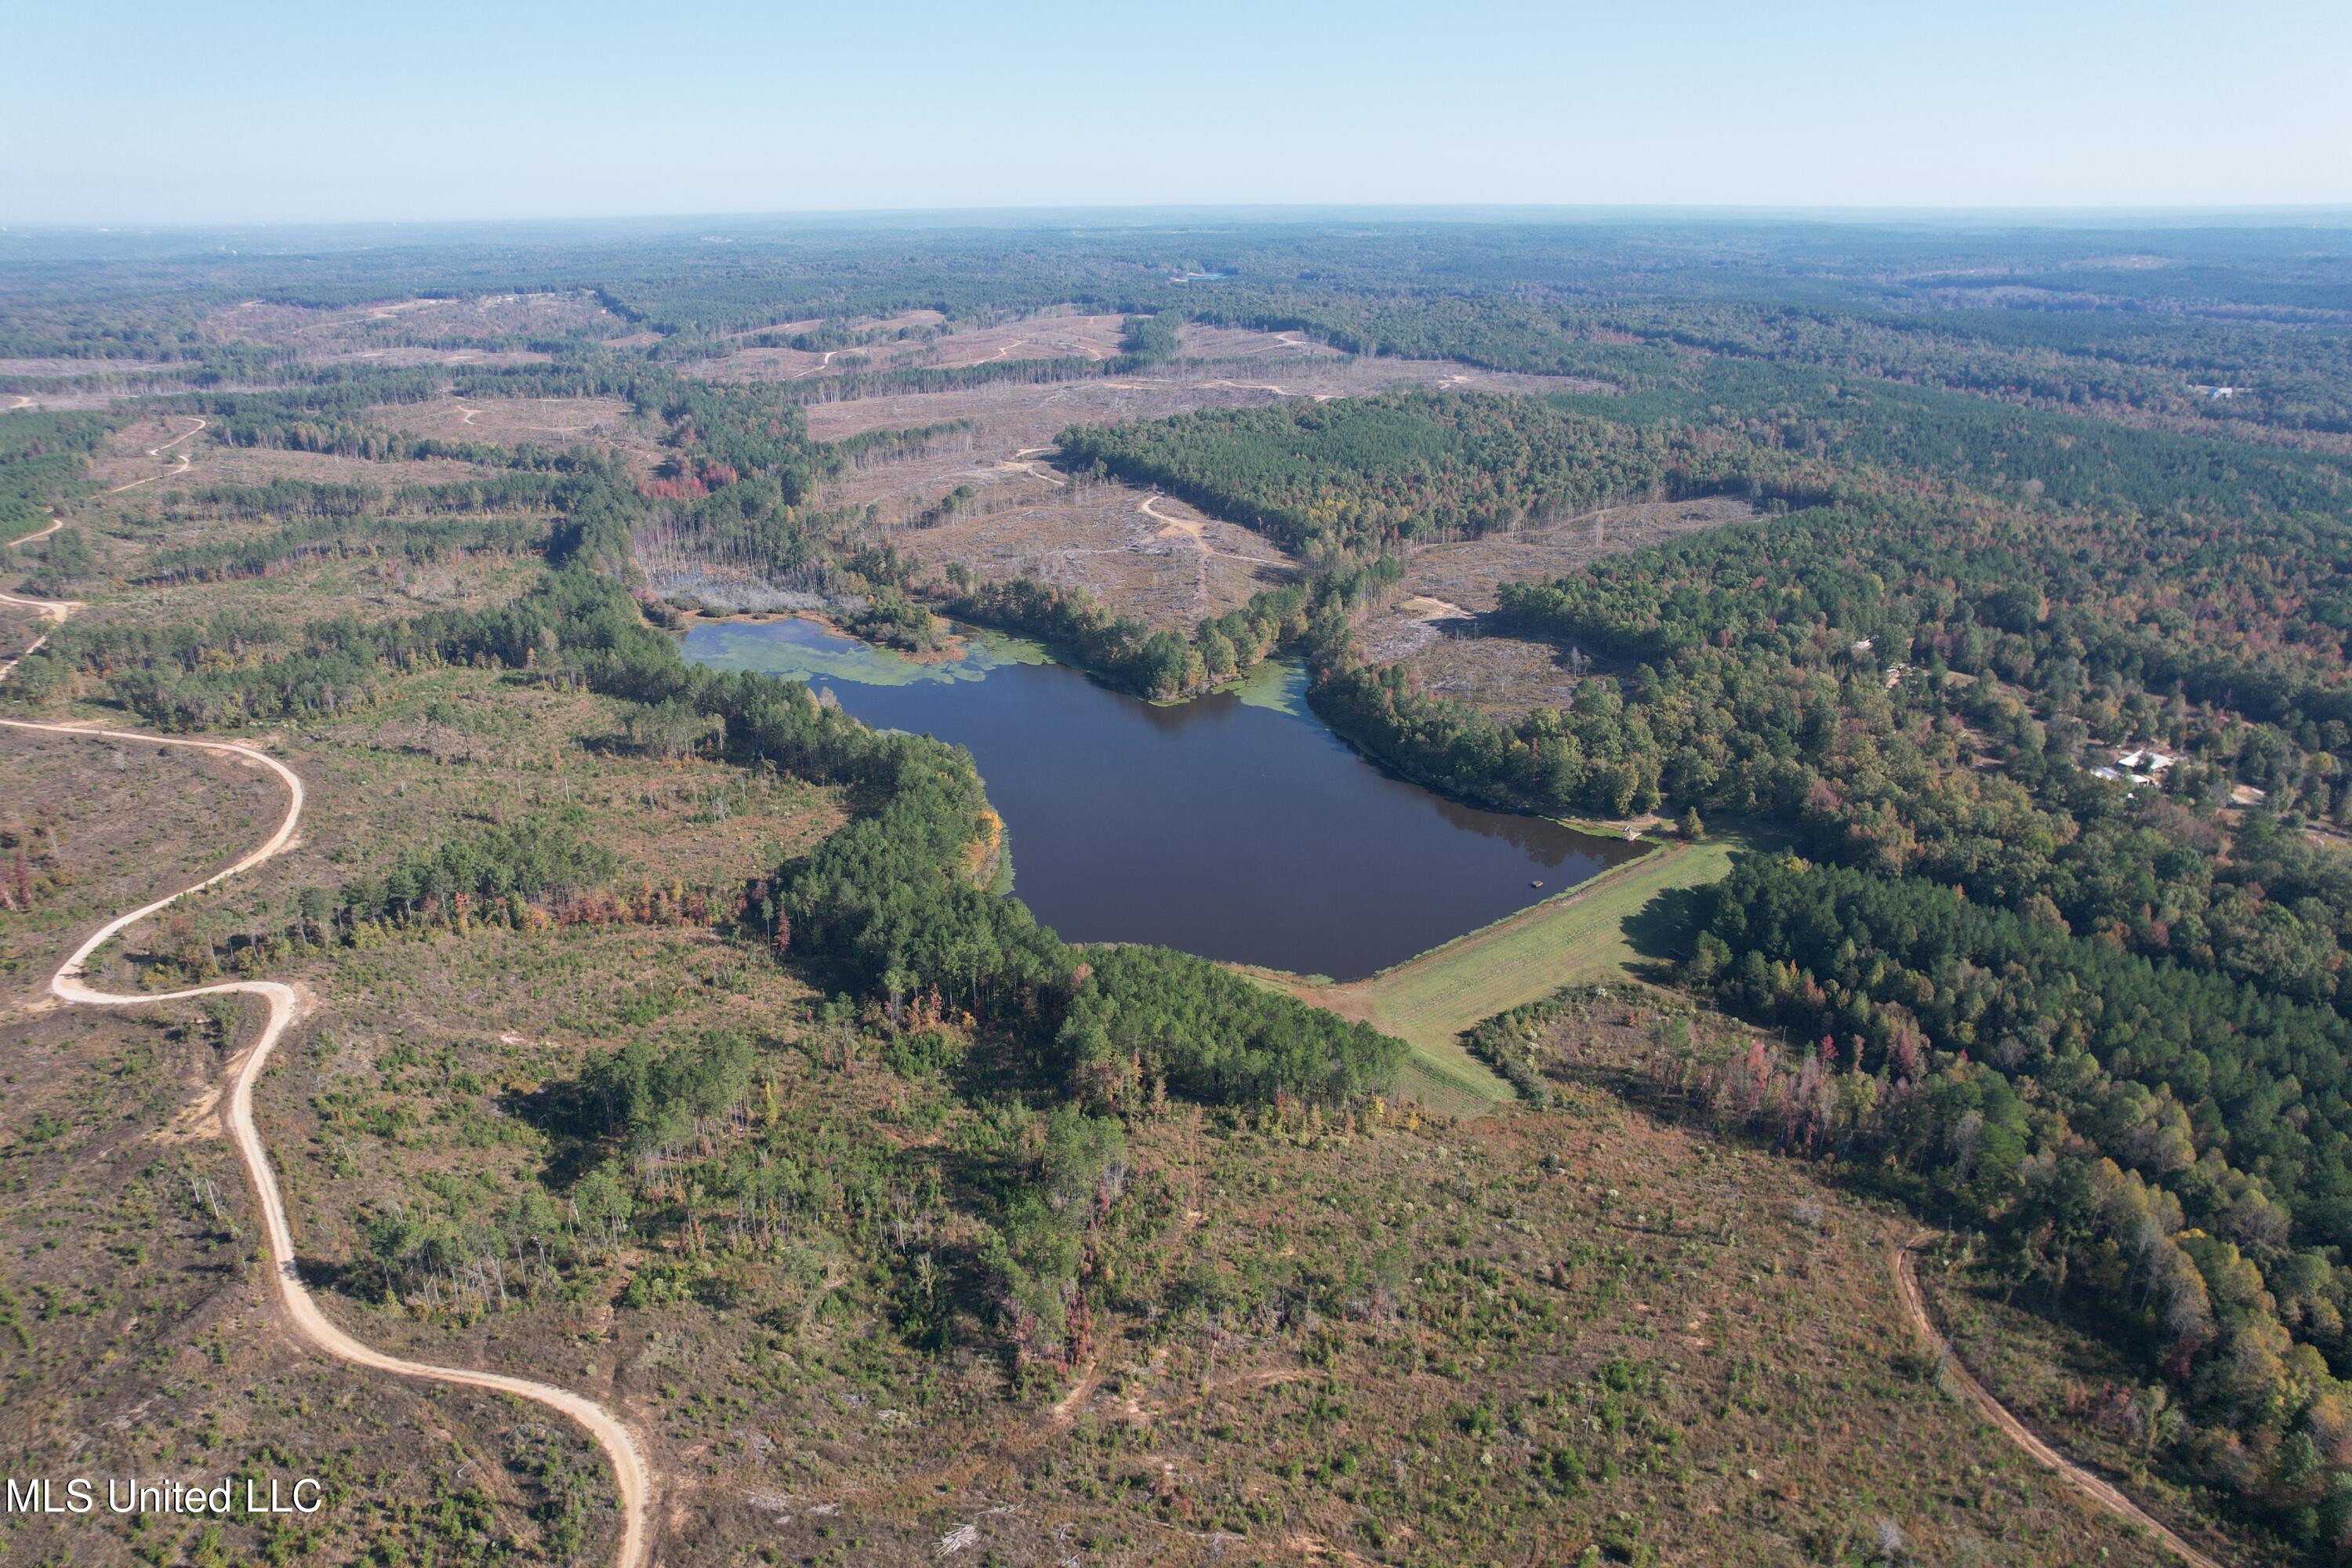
[136,442,510,495]
[312,346,554,369]
[795,359,1607,633]
[85,412,514,500]
[1394,630,1599,721]
[801,354,1593,445]
[363,392,656,460]
[84,411,210,492]
[0,598,45,663]
[1254,828,1755,1114]
[1358,495,1759,663]
[65,535,552,633]
[691,309,1343,384]
[2,655,845,1563]
[1008,1076,2187,1568]
[202,291,628,355]
[825,455,1305,629]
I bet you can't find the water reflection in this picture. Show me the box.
[684,616,1646,979]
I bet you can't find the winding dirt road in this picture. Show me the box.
[0,542,80,681]
[1894,1232,2223,1568]
[0,594,653,1566]
[106,416,206,492]
[6,515,64,546]
[149,416,206,456]
[1138,493,1291,567]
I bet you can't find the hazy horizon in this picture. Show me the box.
[9,203,2352,259]
[9,0,2347,226]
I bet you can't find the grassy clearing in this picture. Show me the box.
[1258,826,1762,1116]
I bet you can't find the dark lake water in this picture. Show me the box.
[684,618,1646,981]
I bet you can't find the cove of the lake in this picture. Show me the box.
[683,617,1646,981]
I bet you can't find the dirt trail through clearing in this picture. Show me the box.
[995,446,1068,488]
[1199,377,1338,402]
[6,515,64,547]
[1236,332,1319,358]
[0,554,78,680]
[149,416,205,456]
[0,616,654,1568]
[1895,1232,2223,1568]
[107,419,205,492]
[1130,492,1297,614]
[0,589,78,625]
[109,453,189,493]
[1050,1359,1099,1424]
[1138,494,1291,567]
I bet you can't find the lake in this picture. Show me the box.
[683,618,1646,981]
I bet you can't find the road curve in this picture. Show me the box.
[0,703,653,1565]
[0,546,80,681]
[6,515,64,546]
[149,416,206,457]
[1894,1232,2223,1568]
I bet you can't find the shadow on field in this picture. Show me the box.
[1618,860,1741,979]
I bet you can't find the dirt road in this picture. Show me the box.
[110,449,192,493]
[149,416,206,456]
[0,557,78,680]
[6,515,64,546]
[1200,377,1337,402]
[0,653,654,1564]
[106,416,205,492]
[1894,1232,2223,1568]
[1137,493,1290,567]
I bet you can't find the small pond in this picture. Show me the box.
[684,617,1646,981]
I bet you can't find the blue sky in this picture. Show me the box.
[7,0,2347,224]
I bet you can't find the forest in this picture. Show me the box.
[1681,852,2352,1545]
[1055,390,1756,558]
